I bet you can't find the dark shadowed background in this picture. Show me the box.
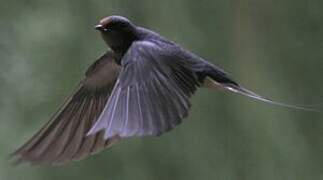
[1,0,323,179]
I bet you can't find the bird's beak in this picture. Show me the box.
[95,24,104,30]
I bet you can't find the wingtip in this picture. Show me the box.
[86,126,107,138]
[86,128,98,137]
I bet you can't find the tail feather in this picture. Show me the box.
[204,77,319,112]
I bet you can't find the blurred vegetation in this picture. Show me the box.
[1,0,323,179]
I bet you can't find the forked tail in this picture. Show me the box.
[204,77,320,112]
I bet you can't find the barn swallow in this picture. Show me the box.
[12,15,316,165]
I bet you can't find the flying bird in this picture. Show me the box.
[12,15,316,165]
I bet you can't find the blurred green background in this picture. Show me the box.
[1,0,323,179]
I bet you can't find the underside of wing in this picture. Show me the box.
[12,52,121,165]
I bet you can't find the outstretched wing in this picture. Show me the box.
[88,41,200,139]
[12,51,121,165]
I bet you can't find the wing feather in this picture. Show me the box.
[88,41,199,138]
[12,51,121,165]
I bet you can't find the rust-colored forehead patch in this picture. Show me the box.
[99,16,131,26]
[99,16,113,26]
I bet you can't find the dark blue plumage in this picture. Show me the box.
[13,15,316,166]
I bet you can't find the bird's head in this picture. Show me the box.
[95,16,138,54]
